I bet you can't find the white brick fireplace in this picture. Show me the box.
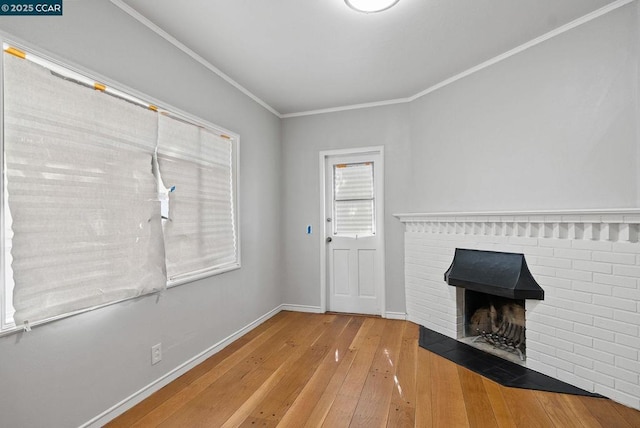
[396,210,640,410]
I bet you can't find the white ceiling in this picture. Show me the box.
[117,0,619,116]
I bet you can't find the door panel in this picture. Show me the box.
[333,249,350,296]
[358,250,375,297]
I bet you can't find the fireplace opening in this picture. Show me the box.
[463,289,526,362]
[443,248,541,364]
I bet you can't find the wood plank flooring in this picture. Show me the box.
[107,311,640,427]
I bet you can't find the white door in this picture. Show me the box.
[324,150,384,315]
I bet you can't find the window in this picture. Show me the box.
[0,45,239,332]
[157,115,238,283]
[333,162,375,237]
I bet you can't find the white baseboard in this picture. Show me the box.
[83,303,398,427]
[385,311,407,320]
[280,303,324,313]
[282,304,404,319]
[81,305,283,428]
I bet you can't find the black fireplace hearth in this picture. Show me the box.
[418,326,602,397]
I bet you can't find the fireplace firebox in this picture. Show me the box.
[465,289,526,360]
[445,248,543,362]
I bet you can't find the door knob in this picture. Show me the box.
[326,237,332,243]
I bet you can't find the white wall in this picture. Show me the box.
[409,2,639,212]
[280,1,639,320]
[281,104,411,314]
[0,1,282,427]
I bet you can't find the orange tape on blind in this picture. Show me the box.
[4,47,26,59]
[94,82,106,92]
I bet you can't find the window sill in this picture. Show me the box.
[167,262,241,288]
[0,262,241,337]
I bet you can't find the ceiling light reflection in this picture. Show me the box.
[384,349,394,367]
[394,375,403,397]
[345,0,400,14]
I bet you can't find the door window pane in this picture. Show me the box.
[333,162,375,236]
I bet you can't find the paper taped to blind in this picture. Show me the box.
[4,54,166,325]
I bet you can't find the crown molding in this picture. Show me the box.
[407,0,635,103]
[284,0,635,118]
[280,97,410,118]
[110,0,282,118]
[111,0,634,119]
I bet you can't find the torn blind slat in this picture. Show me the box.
[157,114,237,280]
[4,54,166,325]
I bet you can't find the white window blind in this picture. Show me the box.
[2,182,15,327]
[157,114,237,281]
[3,54,166,326]
[333,162,375,236]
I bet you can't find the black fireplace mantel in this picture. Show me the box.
[444,248,544,300]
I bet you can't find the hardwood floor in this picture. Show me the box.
[107,311,640,427]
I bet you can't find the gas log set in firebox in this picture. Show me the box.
[469,301,526,360]
[444,248,544,361]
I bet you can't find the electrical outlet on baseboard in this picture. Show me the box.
[151,343,162,365]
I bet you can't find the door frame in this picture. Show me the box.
[319,146,386,317]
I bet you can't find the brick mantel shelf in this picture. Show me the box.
[394,209,640,243]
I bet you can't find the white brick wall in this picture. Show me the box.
[397,210,640,410]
